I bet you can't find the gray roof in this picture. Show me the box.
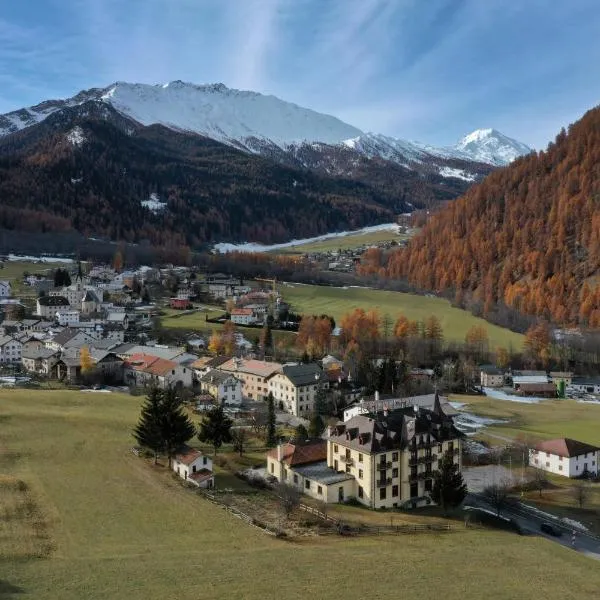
[22,347,58,360]
[0,335,18,347]
[200,369,239,386]
[571,376,600,385]
[82,290,100,303]
[38,295,69,307]
[51,328,85,346]
[90,339,119,350]
[281,363,323,387]
[292,461,355,485]
[480,364,503,375]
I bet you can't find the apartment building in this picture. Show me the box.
[268,363,327,416]
[0,335,22,364]
[220,358,281,400]
[327,396,463,509]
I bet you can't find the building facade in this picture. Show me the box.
[267,363,326,416]
[172,447,214,488]
[199,369,243,405]
[0,335,22,364]
[220,358,282,400]
[529,438,599,477]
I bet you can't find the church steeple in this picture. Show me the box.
[433,389,444,417]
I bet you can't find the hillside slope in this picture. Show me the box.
[383,106,600,326]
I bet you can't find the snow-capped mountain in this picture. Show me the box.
[0,81,530,182]
[453,128,532,165]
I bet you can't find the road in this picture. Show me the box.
[466,493,600,560]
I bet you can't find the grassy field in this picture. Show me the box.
[2,389,600,599]
[452,394,600,445]
[282,283,524,349]
[272,229,414,255]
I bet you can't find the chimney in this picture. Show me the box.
[326,426,333,438]
[277,443,283,463]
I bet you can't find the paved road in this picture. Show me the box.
[466,493,600,560]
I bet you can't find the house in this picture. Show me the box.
[220,358,282,400]
[191,355,231,378]
[479,365,504,387]
[569,377,600,395]
[81,290,102,315]
[113,344,185,362]
[21,347,60,375]
[89,350,124,381]
[46,328,95,352]
[529,438,599,477]
[267,363,327,416]
[56,309,80,327]
[516,382,556,398]
[170,297,192,310]
[172,446,214,488]
[0,335,22,364]
[326,398,463,509]
[106,312,130,329]
[124,353,193,389]
[267,440,354,503]
[36,295,69,319]
[268,397,463,509]
[52,355,82,382]
[199,369,243,405]
[549,371,573,386]
[230,308,256,326]
[512,372,550,390]
[0,280,11,297]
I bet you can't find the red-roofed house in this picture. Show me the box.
[220,358,282,400]
[124,353,193,389]
[266,440,355,504]
[529,438,600,477]
[230,308,256,326]
[172,446,214,488]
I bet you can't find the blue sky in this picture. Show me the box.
[1,0,600,148]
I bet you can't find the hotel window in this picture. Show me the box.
[392,468,398,478]
[358,486,364,499]
[392,452,398,461]
[379,488,386,500]
[392,485,399,497]
[358,453,363,463]
[345,465,351,474]
[334,444,338,453]
[558,465,562,471]
[270,463,274,473]
[358,469,363,479]
[305,480,311,490]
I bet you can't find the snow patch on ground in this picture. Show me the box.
[66,126,86,146]
[213,222,402,253]
[141,193,167,214]
[449,401,506,434]
[7,254,73,263]
[483,387,547,403]
[438,166,475,181]
[521,504,589,531]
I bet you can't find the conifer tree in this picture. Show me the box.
[266,392,277,447]
[133,388,165,464]
[308,414,325,438]
[161,387,196,467]
[431,450,467,516]
[198,406,233,455]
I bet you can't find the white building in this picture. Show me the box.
[529,438,599,478]
[0,280,12,297]
[199,369,243,405]
[56,310,80,327]
[267,363,326,416]
[172,447,214,488]
[0,335,22,363]
[230,308,256,326]
[36,295,70,319]
[124,353,193,389]
[568,377,600,395]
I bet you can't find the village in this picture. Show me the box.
[0,258,598,545]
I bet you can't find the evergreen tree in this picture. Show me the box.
[266,392,277,447]
[431,449,467,516]
[259,323,273,358]
[64,270,71,287]
[314,386,329,415]
[161,388,196,467]
[308,414,325,438]
[198,406,233,455]
[294,424,309,440]
[133,388,165,464]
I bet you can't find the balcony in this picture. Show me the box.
[339,455,354,465]
[408,457,418,467]
[376,461,392,470]
[376,478,392,487]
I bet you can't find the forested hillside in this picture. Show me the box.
[374,105,600,326]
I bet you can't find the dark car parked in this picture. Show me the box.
[540,522,562,537]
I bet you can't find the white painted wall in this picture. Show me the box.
[529,449,599,477]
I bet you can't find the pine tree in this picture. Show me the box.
[259,323,273,358]
[308,414,325,438]
[197,406,233,455]
[133,388,165,464]
[314,386,328,415]
[431,449,467,516]
[294,424,309,440]
[161,388,196,467]
[266,392,277,447]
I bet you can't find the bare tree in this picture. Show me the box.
[275,482,301,521]
[572,481,590,509]
[530,467,548,497]
[250,406,268,436]
[482,479,512,516]
[231,427,248,457]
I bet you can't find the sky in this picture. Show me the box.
[1,0,600,148]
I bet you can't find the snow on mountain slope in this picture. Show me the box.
[453,128,532,165]
[100,81,362,148]
[0,81,530,172]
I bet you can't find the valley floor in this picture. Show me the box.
[1,389,599,599]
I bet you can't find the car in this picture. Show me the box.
[540,522,562,537]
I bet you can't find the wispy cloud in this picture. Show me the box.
[0,0,599,147]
